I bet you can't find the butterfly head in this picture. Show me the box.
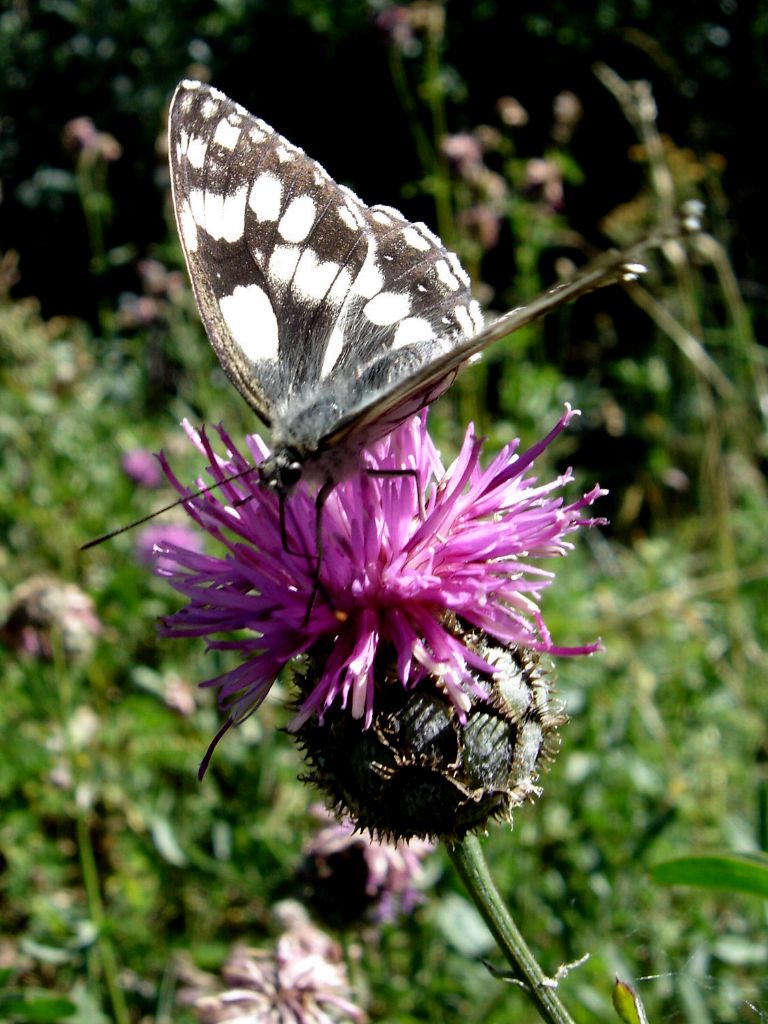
[258,447,304,495]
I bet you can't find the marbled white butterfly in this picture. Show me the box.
[169,80,649,500]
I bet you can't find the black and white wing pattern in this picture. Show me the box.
[169,80,485,486]
[169,80,649,490]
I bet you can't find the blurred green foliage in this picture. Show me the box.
[1,2,767,1022]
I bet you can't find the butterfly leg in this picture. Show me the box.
[366,467,425,519]
[300,478,336,624]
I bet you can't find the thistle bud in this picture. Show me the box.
[294,630,566,842]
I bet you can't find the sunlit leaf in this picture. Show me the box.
[612,977,649,1024]
[651,854,768,898]
[0,992,77,1022]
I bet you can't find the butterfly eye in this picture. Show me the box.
[277,459,303,491]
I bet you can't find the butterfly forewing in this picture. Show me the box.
[169,81,483,468]
[169,80,658,490]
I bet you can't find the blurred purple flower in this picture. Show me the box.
[441,132,484,177]
[552,90,583,145]
[137,258,185,299]
[179,900,365,1023]
[1,576,101,661]
[117,293,163,329]
[136,523,204,572]
[497,95,530,128]
[375,6,418,54]
[117,260,185,331]
[122,448,164,488]
[305,805,434,922]
[63,116,122,162]
[152,409,605,767]
[458,203,502,251]
[525,158,565,211]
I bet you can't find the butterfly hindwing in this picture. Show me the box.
[169,81,484,460]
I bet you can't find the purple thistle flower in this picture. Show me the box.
[152,407,605,771]
[178,900,365,1023]
[1,575,102,662]
[304,804,434,922]
[122,448,164,488]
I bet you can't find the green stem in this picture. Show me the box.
[52,643,130,1024]
[446,833,577,1024]
[76,815,131,1024]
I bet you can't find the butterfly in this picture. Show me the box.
[168,79,652,505]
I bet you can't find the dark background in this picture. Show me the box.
[1,0,764,325]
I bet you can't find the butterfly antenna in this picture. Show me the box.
[80,465,261,551]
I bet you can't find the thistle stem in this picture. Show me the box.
[446,833,577,1024]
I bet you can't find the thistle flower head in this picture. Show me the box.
[303,805,434,922]
[178,900,365,1023]
[1,575,102,661]
[154,407,605,786]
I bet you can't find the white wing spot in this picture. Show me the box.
[248,125,267,143]
[200,97,219,119]
[321,323,345,378]
[392,316,436,350]
[185,134,207,169]
[278,194,317,243]
[293,249,340,301]
[327,268,352,306]
[338,188,366,228]
[447,251,471,287]
[249,172,282,222]
[339,185,364,206]
[363,291,411,327]
[275,141,299,162]
[372,210,394,226]
[454,304,476,337]
[337,205,359,231]
[197,185,247,242]
[313,165,330,186]
[415,223,442,247]
[373,205,406,222]
[469,300,484,332]
[219,284,279,362]
[269,244,301,284]
[401,226,432,252]
[435,259,461,291]
[189,189,204,225]
[353,244,384,299]
[213,117,240,150]
[178,199,198,253]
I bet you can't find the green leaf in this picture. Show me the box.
[150,813,189,867]
[0,991,77,1021]
[612,977,649,1024]
[650,853,768,898]
[432,893,495,956]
